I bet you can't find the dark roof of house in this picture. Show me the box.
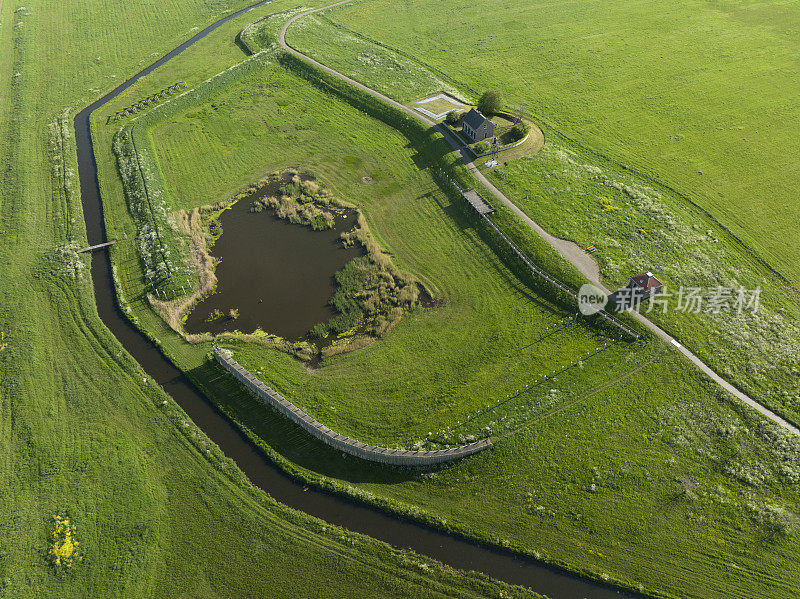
[462,108,492,130]
[630,271,662,290]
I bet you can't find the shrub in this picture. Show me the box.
[301,179,319,195]
[445,110,461,125]
[310,322,329,338]
[473,141,490,154]
[48,515,81,570]
[310,212,332,231]
[477,90,503,116]
[510,121,529,141]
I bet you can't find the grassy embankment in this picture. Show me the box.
[322,0,800,284]
[286,3,800,426]
[0,0,545,597]
[89,11,800,599]
[92,25,612,447]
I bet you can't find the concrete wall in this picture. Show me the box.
[213,347,492,466]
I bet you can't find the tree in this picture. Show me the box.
[477,90,503,116]
[473,141,490,154]
[511,103,525,123]
[510,121,530,141]
[445,110,461,126]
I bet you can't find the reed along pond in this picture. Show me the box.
[184,197,362,339]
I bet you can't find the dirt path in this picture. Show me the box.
[279,3,799,438]
[279,5,600,281]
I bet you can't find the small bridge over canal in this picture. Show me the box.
[77,240,116,253]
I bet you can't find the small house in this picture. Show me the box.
[628,271,662,297]
[461,108,496,143]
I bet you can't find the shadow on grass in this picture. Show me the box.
[188,358,425,485]
[234,32,252,56]
[427,190,572,318]
[406,132,458,171]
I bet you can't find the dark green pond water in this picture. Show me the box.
[184,196,361,340]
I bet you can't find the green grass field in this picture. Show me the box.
[485,134,800,423]
[84,10,800,597]
[285,13,463,103]
[316,0,800,285]
[285,3,800,426]
[98,50,611,448]
[0,0,547,597]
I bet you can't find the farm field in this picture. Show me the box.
[87,10,800,597]
[95,51,613,453]
[312,0,800,284]
[286,4,800,426]
[0,0,546,597]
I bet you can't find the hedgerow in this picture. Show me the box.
[112,51,275,299]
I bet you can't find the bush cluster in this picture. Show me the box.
[250,172,336,230]
[477,90,503,116]
[473,141,490,154]
[510,121,529,142]
[311,211,420,340]
[113,126,191,296]
[311,256,418,339]
[445,110,461,125]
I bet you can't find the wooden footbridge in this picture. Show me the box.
[77,240,116,253]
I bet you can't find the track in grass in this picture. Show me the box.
[73,3,644,597]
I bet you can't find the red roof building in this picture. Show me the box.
[629,271,663,294]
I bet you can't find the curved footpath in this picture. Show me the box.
[74,1,643,597]
[280,2,800,438]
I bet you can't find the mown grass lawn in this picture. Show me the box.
[320,0,800,284]
[88,13,800,598]
[417,98,456,115]
[285,4,800,425]
[99,53,609,446]
[0,0,546,596]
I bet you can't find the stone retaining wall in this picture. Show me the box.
[213,347,492,465]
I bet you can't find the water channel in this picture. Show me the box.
[73,2,643,596]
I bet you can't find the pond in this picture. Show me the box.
[183,192,362,340]
[77,10,647,593]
